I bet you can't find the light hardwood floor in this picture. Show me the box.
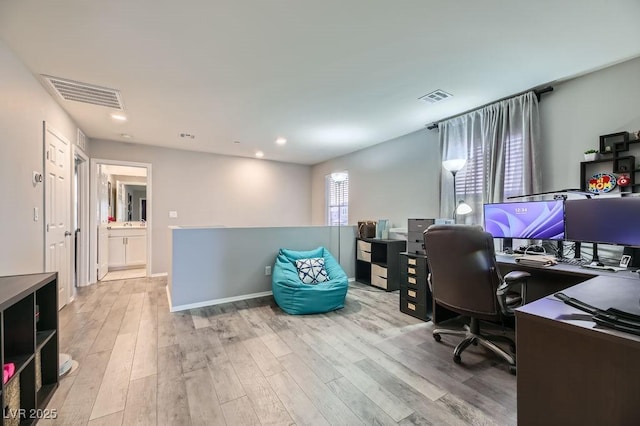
[44,277,517,425]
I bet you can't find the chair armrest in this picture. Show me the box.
[497,270,531,316]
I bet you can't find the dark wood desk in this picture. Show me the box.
[516,275,640,426]
[431,255,638,324]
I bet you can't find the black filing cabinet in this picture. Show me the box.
[399,252,432,321]
[406,219,434,255]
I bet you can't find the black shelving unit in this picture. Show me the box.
[355,238,406,291]
[580,132,640,195]
[0,273,58,425]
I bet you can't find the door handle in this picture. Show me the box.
[64,231,72,237]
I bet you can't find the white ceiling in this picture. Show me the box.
[2,1,640,165]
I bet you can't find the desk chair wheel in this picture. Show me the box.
[433,333,442,342]
[509,365,517,375]
[453,354,462,364]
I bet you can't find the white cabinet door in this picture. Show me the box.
[125,235,147,266]
[108,237,126,267]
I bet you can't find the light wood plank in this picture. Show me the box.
[119,292,145,335]
[259,332,292,358]
[54,351,111,425]
[276,329,342,383]
[280,353,364,426]
[90,333,137,420]
[157,344,191,426]
[243,336,284,377]
[184,368,225,426]
[325,377,397,426]
[123,375,157,426]
[266,371,330,426]
[221,396,260,426]
[87,411,124,426]
[130,295,158,380]
[205,331,247,403]
[224,341,294,426]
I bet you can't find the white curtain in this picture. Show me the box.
[438,91,541,225]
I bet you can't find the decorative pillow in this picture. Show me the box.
[295,257,329,284]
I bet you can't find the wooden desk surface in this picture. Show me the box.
[517,275,640,344]
[515,275,640,425]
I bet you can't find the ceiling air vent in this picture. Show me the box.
[419,89,453,104]
[42,75,124,109]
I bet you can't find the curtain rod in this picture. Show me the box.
[425,86,553,130]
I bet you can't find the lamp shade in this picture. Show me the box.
[331,172,348,182]
[442,159,466,173]
[456,200,473,215]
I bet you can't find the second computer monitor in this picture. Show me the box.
[564,197,640,247]
[484,200,565,240]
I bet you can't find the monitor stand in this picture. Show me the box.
[592,243,600,263]
[574,242,581,259]
[556,240,564,260]
[503,238,513,253]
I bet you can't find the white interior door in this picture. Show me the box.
[97,166,109,279]
[44,125,71,310]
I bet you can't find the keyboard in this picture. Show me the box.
[558,257,588,266]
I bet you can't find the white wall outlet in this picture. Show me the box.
[265,265,271,276]
[169,211,178,218]
[33,207,39,221]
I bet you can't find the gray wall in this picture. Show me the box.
[0,41,80,275]
[311,129,441,229]
[89,140,313,274]
[311,57,640,232]
[540,56,640,192]
[169,225,356,310]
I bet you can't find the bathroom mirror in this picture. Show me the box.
[115,181,147,222]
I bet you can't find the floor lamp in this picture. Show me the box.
[331,172,348,264]
[442,159,472,222]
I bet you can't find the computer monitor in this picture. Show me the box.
[483,200,565,240]
[565,197,640,247]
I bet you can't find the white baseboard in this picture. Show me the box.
[151,272,168,278]
[166,288,273,312]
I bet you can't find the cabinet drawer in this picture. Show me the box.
[407,261,427,277]
[400,298,429,321]
[371,274,388,289]
[371,263,387,278]
[357,249,371,262]
[357,240,372,252]
[405,288,419,301]
[408,219,434,232]
[407,241,426,255]
[408,257,417,266]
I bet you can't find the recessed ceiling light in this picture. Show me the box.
[255,151,264,158]
[275,137,287,145]
[110,113,127,121]
[120,133,132,139]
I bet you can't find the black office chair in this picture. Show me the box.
[423,224,530,374]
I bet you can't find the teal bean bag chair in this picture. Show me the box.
[272,247,348,315]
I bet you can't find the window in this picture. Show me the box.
[326,172,349,225]
[454,137,525,222]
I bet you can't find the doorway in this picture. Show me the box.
[43,123,71,309]
[89,159,152,284]
[73,146,90,290]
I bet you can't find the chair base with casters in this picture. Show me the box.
[431,269,528,375]
[433,317,517,374]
